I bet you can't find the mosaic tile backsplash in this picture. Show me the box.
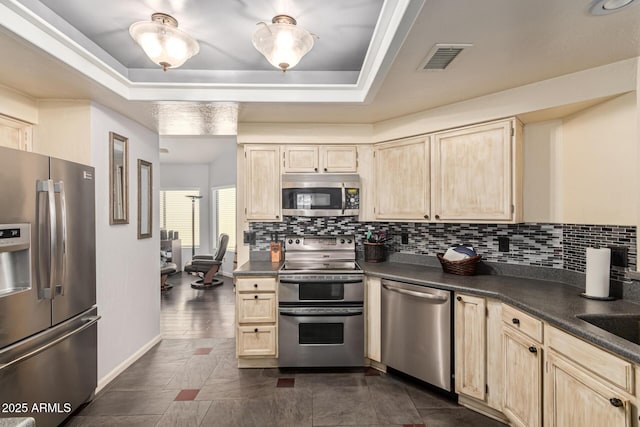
[249,217,637,282]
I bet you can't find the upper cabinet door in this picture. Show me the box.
[245,145,281,221]
[374,137,430,220]
[431,119,521,222]
[321,146,358,173]
[283,146,319,173]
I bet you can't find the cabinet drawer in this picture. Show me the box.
[237,293,276,323]
[236,277,277,292]
[502,304,543,343]
[237,325,277,357]
[547,325,634,394]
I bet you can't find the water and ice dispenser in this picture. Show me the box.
[0,224,30,297]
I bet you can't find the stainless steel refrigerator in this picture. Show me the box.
[0,146,98,426]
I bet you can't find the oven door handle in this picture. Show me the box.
[279,278,364,284]
[382,283,449,303]
[279,307,363,317]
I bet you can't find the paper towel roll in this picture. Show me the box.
[585,247,611,298]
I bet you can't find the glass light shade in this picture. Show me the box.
[129,15,199,71]
[252,18,315,71]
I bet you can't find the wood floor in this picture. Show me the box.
[65,272,506,426]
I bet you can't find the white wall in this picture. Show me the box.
[208,141,237,274]
[561,93,637,225]
[160,164,211,263]
[90,102,160,386]
[523,120,563,223]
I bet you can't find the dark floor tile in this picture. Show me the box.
[369,379,422,425]
[155,401,211,427]
[175,389,199,401]
[365,367,382,376]
[198,376,277,400]
[418,408,508,427]
[277,377,295,388]
[200,398,277,427]
[80,390,178,416]
[63,415,161,426]
[165,354,221,389]
[108,362,182,391]
[296,372,368,390]
[404,383,458,410]
[313,386,378,426]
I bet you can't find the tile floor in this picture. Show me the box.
[65,272,506,427]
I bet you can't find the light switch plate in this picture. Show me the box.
[243,231,256,245]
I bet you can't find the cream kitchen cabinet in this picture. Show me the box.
[283,145,358,173]
[454,294,505,421]
[365,276,382,363]
[373,136,430,220]
[431,118,522,222]
[545,325,633,427]
[244,145,281,221]
[502,304,543,427]
[372,118,522,223]
[236,276,278,364]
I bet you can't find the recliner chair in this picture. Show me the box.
[185,233,229,289]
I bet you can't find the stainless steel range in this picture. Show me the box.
[278,235,364,368]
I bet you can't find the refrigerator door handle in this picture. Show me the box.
[36,179,57,300]
[54,181,67,296]
[0,315,100,371]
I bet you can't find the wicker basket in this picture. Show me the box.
[364,242,385,262]
[437,253,482,276]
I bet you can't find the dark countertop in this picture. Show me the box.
[234,258,640,364]
[234,261,282,276]
[363,261,640,364]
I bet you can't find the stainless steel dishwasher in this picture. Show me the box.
[381,279,453,391]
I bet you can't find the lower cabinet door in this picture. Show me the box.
[545,351,630,427]
[502,327,542,427]
[237,325,277,357]
[237,293,276,323]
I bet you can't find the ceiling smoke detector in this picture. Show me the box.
[418,43,472,71]
[590,0,638,14]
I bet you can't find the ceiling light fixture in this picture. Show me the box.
[129,13,200,71]
[252,14,316,72]
[590,0,638,14]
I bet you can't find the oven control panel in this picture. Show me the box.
[285,235,355,250]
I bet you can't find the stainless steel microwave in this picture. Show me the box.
[282,174,360,217]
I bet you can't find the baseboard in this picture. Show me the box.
[95,334,162,394]
[222,271,233,278]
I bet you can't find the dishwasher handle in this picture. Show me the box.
[382,283,448,303]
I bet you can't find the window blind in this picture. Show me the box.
[160,190,200,248]
[216,187,236,251]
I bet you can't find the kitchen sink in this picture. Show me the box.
[576,313,640,345]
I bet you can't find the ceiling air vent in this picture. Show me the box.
[419,43,472,71]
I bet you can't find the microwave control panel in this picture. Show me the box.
[345,188,360,210]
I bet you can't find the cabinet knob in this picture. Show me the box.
[324,168,327,172]
[314,168,318,172]
[435,214,440,219]
[254,328,259,333]
[276,215,280,219]
[254,295,258,299]
[528,346,537,354]
[424,214,429,219]
[456,296,462,302]
[512,318,520,325]
[254,284,258,288]
[610,398,623,407]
